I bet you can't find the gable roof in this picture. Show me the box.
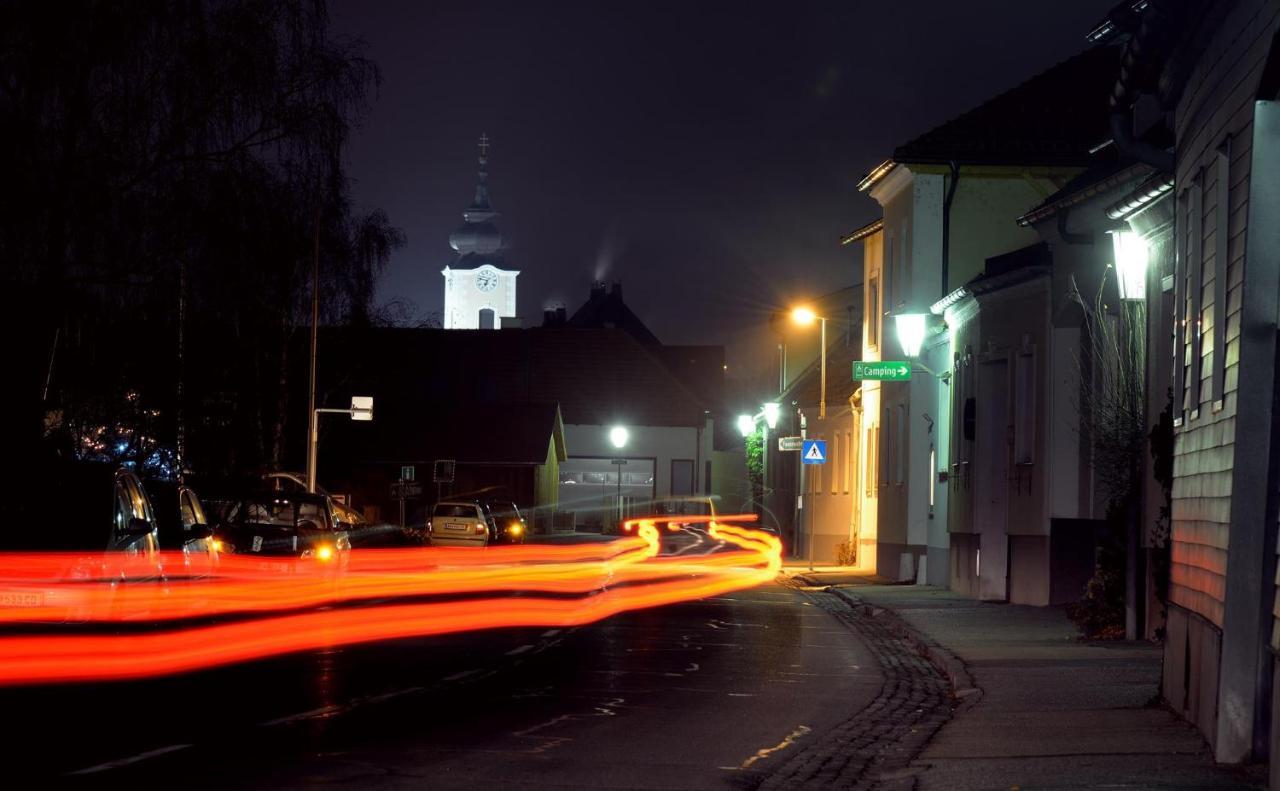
[567,283,660,345]
[360,403,564,466]
[862,43,1120,190]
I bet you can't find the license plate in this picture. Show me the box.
[444,522,468,532]
[256,561,291,573]
[0,590,45,607]
[252,535,264,552]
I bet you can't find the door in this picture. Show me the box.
[975,358,1010,601]
[478,308,496,329]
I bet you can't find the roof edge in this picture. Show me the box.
[840,219,884,246]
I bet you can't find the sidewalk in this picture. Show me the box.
[827,584,1265,790]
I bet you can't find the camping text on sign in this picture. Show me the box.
[802,439,827,464]
[853,361,912,381]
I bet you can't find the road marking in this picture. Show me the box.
[260,704,345,726]
[444,669,480,682]
[67,743,193,775]
[541,629,562,638]
[505,644,535,656]
[739,725,811,769]
[685,662,700,672]
[727,692,755,697]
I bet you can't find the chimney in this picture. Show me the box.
[610,281,623,301]
[555,305,567,323]
[543,307,555,326]
[590,281,607,301]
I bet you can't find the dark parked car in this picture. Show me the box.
[8,460,161,557]
[213,491,350,566]
[144,479,219,576]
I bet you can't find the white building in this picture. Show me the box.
[442,135,520,329]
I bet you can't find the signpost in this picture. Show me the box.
[777,436,804,452]
[853,361,912,381]
[433,459,456,504]
[390,480,423,528]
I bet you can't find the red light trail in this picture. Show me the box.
[0,516,779,685]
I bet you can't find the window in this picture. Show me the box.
[1188,170,1204,416]
[880,407,891,489]
[830,433,839,494]
[1014,350,1036,464]
[896,404,907,485]
[870,424,880,491]
[434,503,480,518]
[884,234,894,315]
[867,278,879,347]
[1173,190,1187,424]
[844,431,853,494]
[928,445,936,509]
[1212,138,1231,406]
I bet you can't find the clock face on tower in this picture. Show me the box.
[475,270,498,292]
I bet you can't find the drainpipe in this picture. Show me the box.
[1107,2,1176,173]
[941,161,960,297]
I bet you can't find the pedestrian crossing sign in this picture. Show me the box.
[802,439,827,464]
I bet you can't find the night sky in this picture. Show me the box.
[330,0,1119,378]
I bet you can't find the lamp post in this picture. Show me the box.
[791,307,828,418]
[307,396,374,493]
[609,426,629,531]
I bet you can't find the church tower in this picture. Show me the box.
[442,134,519,329]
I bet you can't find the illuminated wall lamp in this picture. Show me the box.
[894,313,929,358]
[1111,229,1149,301]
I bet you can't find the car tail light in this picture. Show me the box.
[475,523,487,535]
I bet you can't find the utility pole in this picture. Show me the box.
[306,208,321,493]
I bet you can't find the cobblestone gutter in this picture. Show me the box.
[755,583,980,790]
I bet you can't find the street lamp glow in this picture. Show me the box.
[895,313,928,358]
[609,425,630,449]
[1111,229,1149,301]
[737,414,754,437]
[762,402,780,429]
[791,306,817,326]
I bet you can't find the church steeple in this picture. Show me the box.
[441,133,520,331]
[450,132,503,255]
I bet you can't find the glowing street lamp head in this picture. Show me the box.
[609,425,630,449]
[762,402,780,429]
[737,414,754,437]
[895,313,928,358]
[791,306,817,326]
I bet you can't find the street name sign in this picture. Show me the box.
[853,361,912,381]
[778,436,804,452]
[390,481,423,499]
[802,439,827,464]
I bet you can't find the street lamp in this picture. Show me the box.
[307,395,374,493]
[763,402,780,429]
[1110,229,1149,301]
[609,425,630,449]
[737,414,754,437]
[791,306,828,418]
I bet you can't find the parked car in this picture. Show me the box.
[8,460,161,557]
[144,479,218,576]
[213,491,350,566]
[262,472,367,529]
[427,498,527,547]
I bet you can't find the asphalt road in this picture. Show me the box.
[3,532,884,789]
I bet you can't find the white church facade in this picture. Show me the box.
[442,135,520,329]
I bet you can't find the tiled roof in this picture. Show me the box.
[359,403,563,466]
[891,44,1121,168]
[323,327,710,430]
[567,285,661,345]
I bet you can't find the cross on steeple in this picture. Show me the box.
[478,132,490,160]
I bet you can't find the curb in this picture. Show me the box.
[823,585,982,708]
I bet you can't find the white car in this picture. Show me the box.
[427,500,527,547]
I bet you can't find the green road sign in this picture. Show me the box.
[853,361,912,381]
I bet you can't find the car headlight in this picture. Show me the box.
[213,540,233,554]
[507,522,524,537]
